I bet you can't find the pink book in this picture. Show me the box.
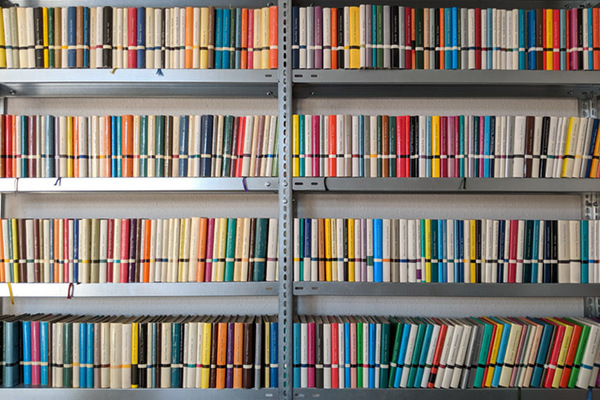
[120,218,130,283]
[31,320,41,385]
[508,219,519,283]
[569,9,578,70]
[330,316,339,388]
[204,218,215,282]
[448,116,456,178]
[440,116,448,177]
[312,116,320,176]
[307,317,316,387]
[478,117,485,177]
[350,316,357,387]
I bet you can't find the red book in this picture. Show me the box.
[31,320,41,385]
[331,8,338,70]
[453,116,460,176]
[106,219,114,283]
[122,115,134,177]
[120,218,130,283]
[440,116,448,177]
[235,116,246,177]
[128,7,137,68]
[312,116,320,176]
[553,10,560,70]
[269,6,278,69]
[307,317,316,387]
[594,9,600,70]
[5,115,13,177]
[481,318,498,385]
[542,318,566,388]
[508,219,518,283]
[558,318,582,387]
[475,9,481,69]
[382,116,389,177]
[328,115,337,177]
[405,8,412,69]
[330,316,339,388]
[427,318,448,387]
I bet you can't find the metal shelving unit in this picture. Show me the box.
[3,388,279,399]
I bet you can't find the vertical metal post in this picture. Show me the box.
[277,0,293,398]
[582,193,599,317]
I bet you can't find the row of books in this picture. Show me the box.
[292,5,600,70]
[0,6,278,69]
[1,314,278,389]
[0,217,278,284]
[0,114,278,178]
[293,315,600,389]
[292,115,600,178]
[293,218,600,284]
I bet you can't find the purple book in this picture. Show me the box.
[128,218,137,283]
[312,116,320,176]
[225,321,235,387]
[314,6,323,69]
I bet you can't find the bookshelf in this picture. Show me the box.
[0,0,599,398]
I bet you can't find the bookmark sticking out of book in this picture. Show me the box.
[588,389,593,400]
[67,282,74,299]
[54,177,62,186]
[156,68,164,76]
[6,282,14,305]
[242,177,248,192]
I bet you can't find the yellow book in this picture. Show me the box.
[349,6,360,68]
[330,219,338,281]
[199,7,209,68]
[264,317,271,387]
[470,219,477,283]
[42,7,49,68]
[131,322,138,388]
[561,117,576,177]
[545,9,552,70]
[261,7,270,69]
[11,219,18,282]
[348,219,355,282]
[200,319,212,388]
[292,114,299,176]
[212,218,226,282]
[67,117,74,177]
[432,116,440,177]
[0,8,6,68]
[483,317,504,387]
[424,219,431,282]
[549,317,573,388]
[324,218,332,281]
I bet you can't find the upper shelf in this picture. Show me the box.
[293,178,600,193]
[1,388,279,399]
[0,69,278,98]
[293,70,600,98]
[0,177,278,193]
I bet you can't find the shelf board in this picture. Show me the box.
[0,177,278,193]
[294,0,596,7]
[293,70,600,98]
[293,282,600,297]
[0,282,278,298]
[0,69,277,98]
[1,388,278,399]
[293,388,597,400]
[293,178,600,193]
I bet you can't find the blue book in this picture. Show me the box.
[86,322,94,387]
[303,219,311,281]
[222,8,231,69]
[137,8,146,68]
[530,318,553,387]
[458,116,465,177]
[438,219,446,283]
[79,323,87,388]
[21,116,28,176]
[67,7,77,67]
[426,117,432,177]
[581,220,589,283]
[171,322,181,387]
[483,116,491,177]
[358,115,364,177]
[235,9,242,68]
[451,7,458,69]
[44,115,55,177]
[453,220,460,282]
[215,9,223,69]
[73,220,79,283]
[344,320,351,387]
[298,219,304,278]
[490,317,511,387]
[393,320,411,387]
[543,221,552,283]
[292,6,299,68]
[178,116,189,176]
[585,119,599,177]
[293,319,300,387]
[372,6,377,67]
[83,7,90,68]
[430,219,438,282]
[373,219,383,282]
[489,116,496,177]
[523,220,533,283]
[589,10,594,69]
[40,321,49,385]
[299,114,305,177]
[457,220,464,282]
[444,8,452,69]
[22,320,32,385]
[486,9,493,68]
[368,321,376,388]
[498,220,506,282]
[531,220,540,283]
[4,320,21,387]
[270,319,278,386]
[560,10,567,70]
[150,322,158,387]
[413,321,433,387]
[518,10,526,69]
[527,10,536,69]
[200,115,213,177]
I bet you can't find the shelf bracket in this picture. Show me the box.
[577,94,599,118]
[582,193,599,220]
[585,297,600,318]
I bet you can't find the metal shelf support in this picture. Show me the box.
[578,93,599,118]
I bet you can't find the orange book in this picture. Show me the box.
[143,219,151,282]
[0,220,4,282]
[331,8,338,69]
[184,7,194,68]
[215,320,228,388]
[196,218,208,281]
[240,9,248,69]
[103,115,112,177]
[411,9,416,68]
[232,317,244,388]
[439,8,445,70]
[594,9,600,70]
[557,318,582,387]
[318,219,325,281]
[122,115,134,177]
[73,116,80,177]
[328,115,337,176]
[269,6,278,69]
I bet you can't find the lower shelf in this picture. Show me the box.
[2,388,278,399]
[293,388,598,400]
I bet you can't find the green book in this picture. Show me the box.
[48,8,54,68]
[566,317,591,388]
[379,317,391,388]
[252,218,268,281]
[388,116,396,177]
[63,320,73,387]
[229,8,236,69]
[388,317,404,387]
[356,317,363,387]
[224,218,237,281]
[139,116,148,177]
[154,116,165,177]
[407,317,426,387]
[473,318,494,388]
[376,6,383,68]
[221,116,234,177]
[414,8,424,69]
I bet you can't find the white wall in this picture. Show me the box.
[2,96,585,318]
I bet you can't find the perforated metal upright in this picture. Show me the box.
[278,0,293,398]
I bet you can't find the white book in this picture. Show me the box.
[382,6,391,68]
[241,116,254,176]
[154,8,163,68]
[336,218,345,282]
[366,219,374,282]
[351,116,360,176]
[3,9,13,68]
[160,322,172,388]
[322,8,331,69]
[145,7,155,69]
[494,116,504,177]
[369,116,378,177]
[240,217,251,282]
[407,219,417,283]
[557,220,570,283]
[298,7,307,68]
[361,117,368,177]
[418,116,427,177]
[153,219,163,282]
[25,7,35,68]
[399,320,418,387]
[344,115,352,175]
[515,220,525,283]
[574,318,600,388]
[110,322,123,388]
[337,317,345,388]
[382,219,391,282]
[421,319,440,387]
[121,321,132,388]
[390,220,399,282]
[569,220,581,283]
[512,116,526,177]
[480,9,487,69]
[545,116,558,177]
[304,115,312,178]
[441,319,465,389]
[336,114,345,176]
[361,317,369,388]
[573,118,590,177]
[188,218,200,282]
[399,219,408,282]
[462,220,470,283]
[514,320,534,387]
[553,117,568,178]
[359,5,366,68]
[434,319,455,388]
[459,322,479,389]
[491,220,499,283]
[450,320,473,388]
[583,9,590,70]
[266,218,279,282]
[498,319,522,387]
[398,7,405,68]
[194,320,204,388]
[447,219,455,283]
[355,219,362,281]
[310,219,318,281]
[531,116,543,177]
[323,317,332,388]
[306,7,314,69]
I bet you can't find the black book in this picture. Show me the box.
[539,117,550,177]
[337,9,344,69]
[391,6,399,68]
[33,7,44,67]
[102,7,112,68]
